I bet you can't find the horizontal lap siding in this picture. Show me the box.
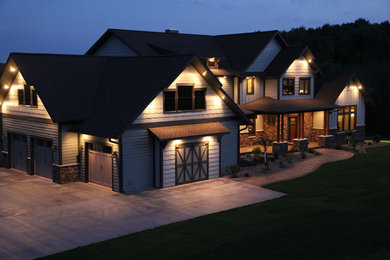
[280,59,314,100]
[218,76,234,99]
[240,77,264,104]
[265,79,278,99]
[220,120,239,174]
[246,38,282,72]
[2,117,59,164]
[162,135,220,188]
[93,36,139,56]
[133,65,234,124]
[121,129,154,192]
[79,134,120,191]
[61,124,79,165]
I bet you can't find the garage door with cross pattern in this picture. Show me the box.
[175,142,209,185]
[10,133,28,172]
[34,138,53,179]
[88,145,112,188]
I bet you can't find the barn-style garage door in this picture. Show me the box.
[33,138,53,179]
[175,142,209,185]
[10,133,27,172]
[88,144,112,188]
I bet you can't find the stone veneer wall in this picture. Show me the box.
[53,164,80,184]
[329,125,366,145]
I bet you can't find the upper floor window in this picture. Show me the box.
[247,77,254,94]
[337,106,356,132]
[18,85,37,107]
[164,85,206,112]
[207,58,218,69]
[299,78,311,95]
[282,78,295,95]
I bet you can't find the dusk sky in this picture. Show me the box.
[0,0,389,62]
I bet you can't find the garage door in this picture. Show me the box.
[175,142,209,185]
[88,149,112,187]
[10,134,27,172]
[34,138,53,179]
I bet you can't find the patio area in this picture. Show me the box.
[240,141,321,154]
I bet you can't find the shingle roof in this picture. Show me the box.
[0,63,5,76]
[3,53,249,138]
[149,122,230,141]
[86,29,284,74]
[240,97,338,114]
[315,71,369,103]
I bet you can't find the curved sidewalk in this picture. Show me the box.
[236,148,354,187]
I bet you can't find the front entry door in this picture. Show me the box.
[288,117,298,140]
[175,143,209,185]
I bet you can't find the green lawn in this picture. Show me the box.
[44,146,390,260]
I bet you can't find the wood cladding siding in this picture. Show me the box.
[61,124,79,165]
[2,72,51,119]
[93,36,139,56]
[2,117,59,165]
[133,65,235,124]
[335,84,365,126]
[246,38,282,72]
[279,59,314,100]
[218,76,234,100]
[220,120,239,174]
[121,128,154,192]
[79,134,120,191]
[264,79,278,99]
[240,77,264,104]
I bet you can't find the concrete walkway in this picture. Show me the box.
[236,148,353,187]
[0,169,285,260]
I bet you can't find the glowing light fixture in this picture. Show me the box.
[223,76,227,78]
[202,71,207,76]
[10,67,16,72]
[222,95,225,99]
[308,59,312,63]
[172,140,182,146]
[358,85,362,89]
[4,85,9,89]
[202,136,212,142]
[209,57,215,62]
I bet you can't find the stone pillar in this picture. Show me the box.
[319,135,335,148]
[53,164,80,184]
[293,138,309,152]
[272,142,288,154]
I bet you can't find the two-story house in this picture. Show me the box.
[0,28,367,193]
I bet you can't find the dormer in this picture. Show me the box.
[206,57,220,69]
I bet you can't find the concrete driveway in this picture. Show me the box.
[0,168,284,260]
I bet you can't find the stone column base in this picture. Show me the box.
[272,142,288,154]
[319,135,335,148]
[53,164,80,184]
[293,138,309,152]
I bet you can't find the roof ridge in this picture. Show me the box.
[109,28,214,37]
[10,52,196,59]
[215,30,279,37]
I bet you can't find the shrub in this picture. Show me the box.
[367,142,372,145]
[226,164,240,178]
[373,134,382,143]
[287,154,293,163]
[252,147,261,154]
[335,144,342,150]
[261,166,271,173]
[308,148,314,153]
[244,172,250,177]
[314,150,321,155]
[274,153,279,160]
[278,161,286,168]
[301,152,307,159]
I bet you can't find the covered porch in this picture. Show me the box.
[239,97,338,154]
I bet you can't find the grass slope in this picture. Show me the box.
[44,146,390,260]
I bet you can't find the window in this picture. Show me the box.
[265,115,276,126]
[337,106,356,132]
[282,78,295,95]
[299,78,311,95]
[248,118,256,136]
[18,85,38,106]
[163,86,206,112]
[247,77,254,94]
[207,58,218,69]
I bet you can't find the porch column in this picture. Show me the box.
[301,112,305,138]
[276,114,281,142]
[324,110,329,136]
[281,114,284,142]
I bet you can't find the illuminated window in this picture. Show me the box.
[207,58,218,69]
[337,106,356,132]
[163,86,206,112]
[282,78,295,95]
[18,85,38,107]
[247,77,254,94]
[299,78,311,95]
